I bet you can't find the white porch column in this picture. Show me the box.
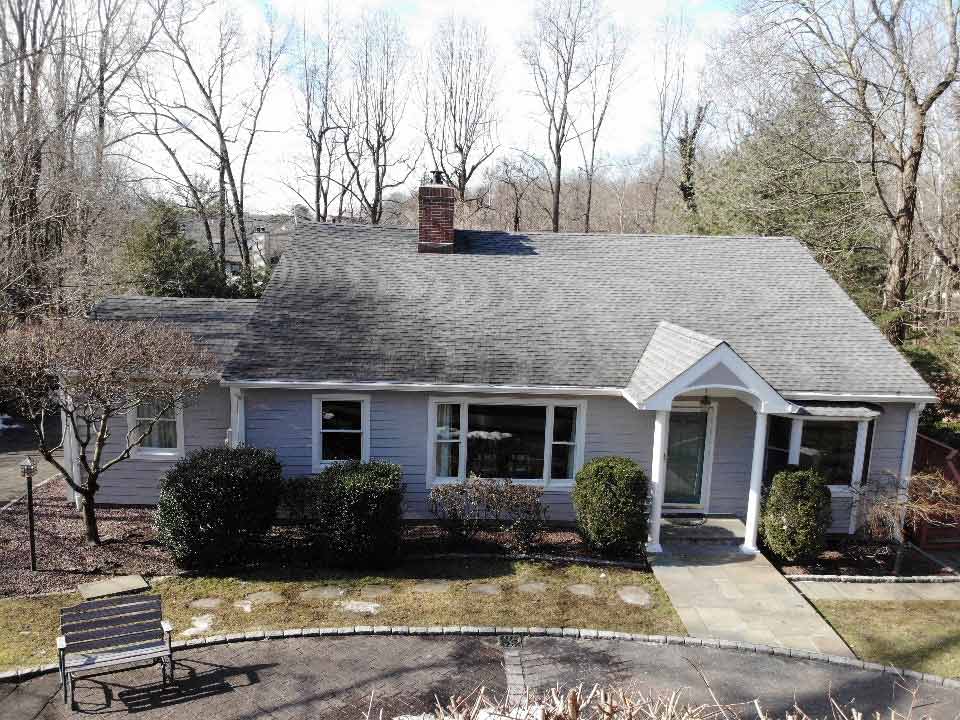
[229,388,246,448]
[741,409,768,554]
[848,419,870,533]
[647,409,670,554]
[788,418,803,465]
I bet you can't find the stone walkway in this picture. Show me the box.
[796,580,960,602]
[651,544,853,657]
[3,636,958,719]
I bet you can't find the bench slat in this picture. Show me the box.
[61,598,160,625]
[61,610,162,636]
[65,618,164,645]
[61,594,160,615]
[64,642,170,671]
[67,629,164,654]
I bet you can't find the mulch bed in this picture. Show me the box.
[774,537,953,577]
[0,480,646,598]
[0,479,175,597]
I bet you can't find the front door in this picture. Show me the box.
[664,406,715,508]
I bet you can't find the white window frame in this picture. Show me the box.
[784,416,873,497]
[312,394,370,472]
[662,400,718,513]
[127,402,185,460]
[426,396,587,490]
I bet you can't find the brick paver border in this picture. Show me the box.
[3,626,957,691]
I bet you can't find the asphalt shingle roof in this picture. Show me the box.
[625,321,724,402]
[90,296,258,369]
[219,224,932,399]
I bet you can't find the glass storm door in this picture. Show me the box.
[664,410,709,506]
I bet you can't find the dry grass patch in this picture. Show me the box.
[815,600,960,678]
[0,558,681,671]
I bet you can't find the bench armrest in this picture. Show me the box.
[56,636,66,650]
[160,620,173,634]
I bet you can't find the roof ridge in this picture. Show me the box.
[656,321,724,348]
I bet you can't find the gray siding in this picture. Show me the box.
[707,398,755,517]
[97,385,230,505]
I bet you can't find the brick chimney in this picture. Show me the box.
[418,171,455,253]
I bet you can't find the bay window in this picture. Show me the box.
[428,399,585,487]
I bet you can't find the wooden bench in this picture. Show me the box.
[57,594,174,708]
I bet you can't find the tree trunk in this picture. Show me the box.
[551,158,561,233]
[584,172,594,234]
[79,491,100,545]
[882,220,911,346]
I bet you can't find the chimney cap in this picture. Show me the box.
[430,169,444,185]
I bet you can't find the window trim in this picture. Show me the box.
[127,402,185,460]
[662,400,718,512]
[426,396,587,490]
[312,394,370,472]
[785,416,874,490]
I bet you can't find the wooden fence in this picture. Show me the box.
[911,433,960,549]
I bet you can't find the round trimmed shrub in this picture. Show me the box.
[155,447,283,568]
[308,461,405,569]
[760,468,832,562]
[572,456,650,557]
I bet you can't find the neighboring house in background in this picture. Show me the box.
[180,214,299,278]
[85,179,935,554]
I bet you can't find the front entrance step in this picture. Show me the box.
[661,516,745,545]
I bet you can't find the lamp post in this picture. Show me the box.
[19,456,37,571]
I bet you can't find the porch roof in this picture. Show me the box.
[789,401,883,419]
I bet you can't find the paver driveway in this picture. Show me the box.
[651,543,854,656]
[2,636,958,719]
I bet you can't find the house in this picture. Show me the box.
[180,214,297,278]
[84,179,935,554]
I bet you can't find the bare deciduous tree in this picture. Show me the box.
[0,318,217,544]
[337,9,418,224]
[422,16,498,204]
[676,103,708,214]
[753,0,960,345]
[520,0,601,232]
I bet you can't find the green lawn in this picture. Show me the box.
[815,601,960,678]
[0,558,682,671]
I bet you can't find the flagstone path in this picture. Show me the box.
[796,580,960,602]
[651,543,854,657]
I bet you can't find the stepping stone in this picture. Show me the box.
[189,597,224,610]
[616,586,652,607]
[299,587,345,602]
[232,600,253,613]
[244,590,283,606]
[181,614,214,637]
[566,583,596,598]
[360,585,394,599]
[335,600,382,615]
[467,583,501,596]
[517,582,547,595]
[411,582,451,594]
[78,574,149,600]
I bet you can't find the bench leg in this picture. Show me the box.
[67,673,75,711]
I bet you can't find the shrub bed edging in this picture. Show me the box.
[788,574,960,583]
[2,626,957,691]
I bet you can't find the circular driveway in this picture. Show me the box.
[1,636,958,719]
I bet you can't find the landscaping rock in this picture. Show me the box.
[411,582,451,594]
[467,583,501,596]
[181,614,215,637]
[335,600,382,615]
[566,583,597,598]
[517,582,547,595]
[616,586,652,607]
[189,598,224,610]
[360,585,394,599]
[299,587,345,602]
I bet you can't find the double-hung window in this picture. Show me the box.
[128,400,183,459]
[312,395,370,471]
[428,398,585,488]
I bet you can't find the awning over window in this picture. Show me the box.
[787,401,883,419]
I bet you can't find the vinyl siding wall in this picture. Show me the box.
[94,387,915,537]
[96,385,230,505]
